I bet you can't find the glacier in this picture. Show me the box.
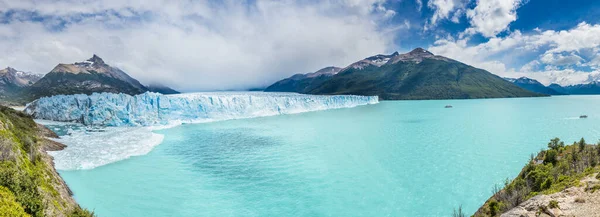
[25,92,379,126]
[27,92,377,170]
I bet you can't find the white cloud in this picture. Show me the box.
[540,53,583,66]
[415,0,423,12]
[465,0,522,37]
[426,0,468,27]
[0,0,398,91]
[429,22,600,85]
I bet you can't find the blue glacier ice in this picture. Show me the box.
[25,92,379,126]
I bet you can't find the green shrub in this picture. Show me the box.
[488,200,502,216]
[0,186,28,217]
[541,178,553,191]
[544,150,558,165]
[579,138,586,152]
[548,200,559,209]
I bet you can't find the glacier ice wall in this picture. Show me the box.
[25,92,379,126]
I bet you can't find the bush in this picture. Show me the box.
[544,150,558,165]
[488,200,502,216]
[579,138,586,152]
[548,138,564,150]
[0,186,28,217]
[548,200,559,209]
[541,178,553,191]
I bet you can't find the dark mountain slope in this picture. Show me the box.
[264,67,341,93]
[27,55,147,99]
[267,48,542,100]
[505,77,564,95]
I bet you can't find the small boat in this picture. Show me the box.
[444,105,453,108]
[580,115,588,119]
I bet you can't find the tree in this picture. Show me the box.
[544,149,558,165]
[579,138,586,152]
[547,138,563,150]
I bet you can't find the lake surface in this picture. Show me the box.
[56,96,600,216]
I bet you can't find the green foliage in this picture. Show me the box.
[0,106,94,217]
[547,138,564,151]
[0,161,44,216]
[0,186,29,217]
[579,138,586,152]
[548,200,559,209]
[69,207,95,217]
[541,178,553,191]
[488,200,502,216]
[475,137,600,217]
[544,150,558,165]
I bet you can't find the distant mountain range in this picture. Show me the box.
[549,81,600,95]
[266,48,542,100]
[0,55,179,105]
[503,77,564,95]
[503,77,600,95]
[0,67,43,103]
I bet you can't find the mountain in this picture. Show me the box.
[504,77,564,95]
[0,67,42,94]
[548,82,600,95]
[146,83,180,94]
[0,67,42,104]
[266,48,542,100]
[547,83,568,94]
[28,55,147,98]
[264,66,342,93]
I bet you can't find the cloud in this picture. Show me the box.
[429,22,600,85]
[540,53,583,66]
[465,0,522,37]
[415,0,423,12]
[426,0,468,27]
[0,0,398,91]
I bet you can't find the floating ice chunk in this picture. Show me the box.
[47,125,163,170]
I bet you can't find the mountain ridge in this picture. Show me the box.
[504,76,564,95]
[266,48,543,100]
[26,55,179,100]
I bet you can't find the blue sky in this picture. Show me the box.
[0,0,599,90]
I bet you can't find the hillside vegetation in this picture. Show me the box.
[0,106,93,217]
[472,138,600,217]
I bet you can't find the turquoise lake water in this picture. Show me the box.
[57,96,600,216]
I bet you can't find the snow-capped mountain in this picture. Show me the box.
[266,48,540,100]
[28,55,178,99]
[0,67,43,102]
[549,81,600,95]
[0,67,42,87]
[504,77,564,95]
